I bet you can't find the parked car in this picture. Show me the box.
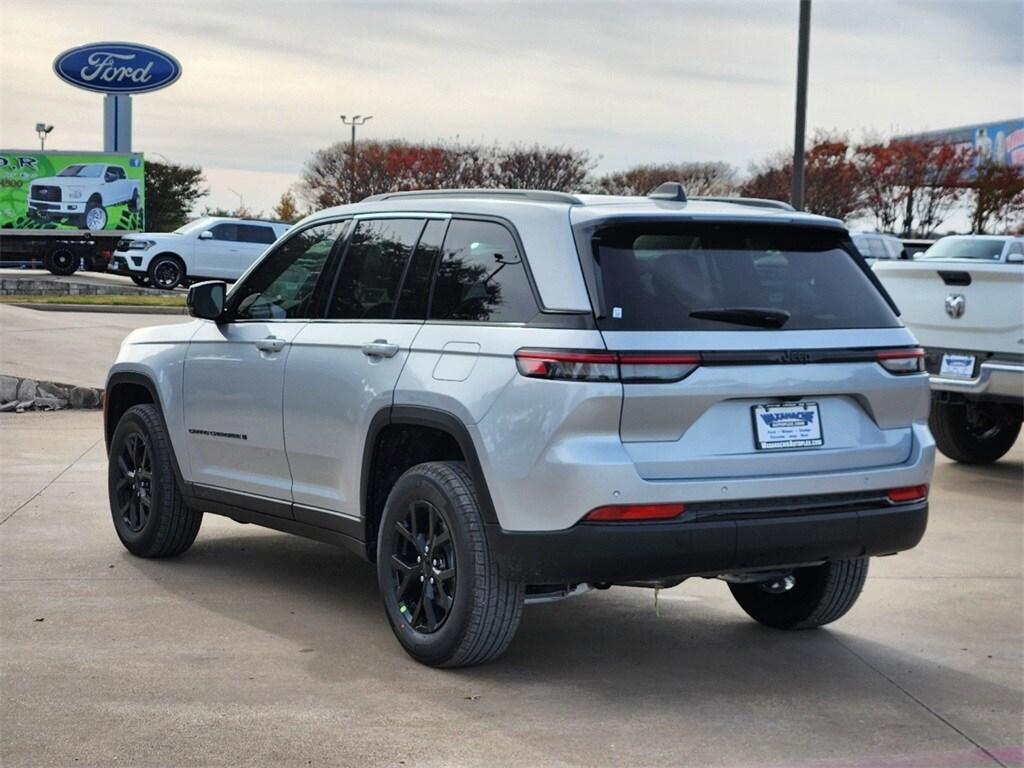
[28,163,142,231]
[108,216,290,289]
[851,231,905,262]
[105,186,934,667]
[902,238,937,259]
[874,235,1023,463]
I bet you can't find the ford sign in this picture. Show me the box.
[53,42,181,95]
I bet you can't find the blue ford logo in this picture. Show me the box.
[53,42,182,94]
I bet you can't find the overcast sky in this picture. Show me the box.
[2,0,1021,216]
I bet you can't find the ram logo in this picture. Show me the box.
[945,293,966,319]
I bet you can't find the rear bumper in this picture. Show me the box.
[487,498,928,584]
[928,355,1024,401]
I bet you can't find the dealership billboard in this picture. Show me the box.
[0,150,145,232]
[899,118,1024,174]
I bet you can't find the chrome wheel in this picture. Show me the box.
[114,432,152,534]
[390,500,457,634]
[85,205,107,230]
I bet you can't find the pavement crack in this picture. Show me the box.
[832,634,1008,768]
[0,437,102,527]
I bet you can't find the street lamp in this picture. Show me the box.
[340,114,373,203]
[36,123,54,150]
[228,188,245,215]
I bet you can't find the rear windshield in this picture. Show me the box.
[919,238,1006,261]
[593,222,899,331]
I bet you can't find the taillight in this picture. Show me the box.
[877,347,925,374]
[514,349,618,381]
[515,349,700,383]
[887,485,928,503]
[584,503,686,522]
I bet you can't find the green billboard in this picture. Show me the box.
[0,150,145,232]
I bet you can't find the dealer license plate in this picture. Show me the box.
[939,353,975,379]
[752,402,824,450]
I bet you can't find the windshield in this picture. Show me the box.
[57,165,102,178]
[174,217,218,235]
[919,238,1006,261]
[593,222,899,331]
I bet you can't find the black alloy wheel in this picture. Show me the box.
[389,499,457,633]
[113,432,153,533]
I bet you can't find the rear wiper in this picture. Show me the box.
[689,307,791,328]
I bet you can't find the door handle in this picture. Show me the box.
[255,336,287,353]
[361,339,400,359]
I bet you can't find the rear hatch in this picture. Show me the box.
[584,219,925,481]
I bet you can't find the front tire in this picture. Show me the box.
[148,254,185,290]
[377,461,524,667]
[729,558,869,630]
[929,398,1021,464]
[108,404,202,557]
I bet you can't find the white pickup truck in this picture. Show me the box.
[28,162,142,231]
[874,235,1024,463]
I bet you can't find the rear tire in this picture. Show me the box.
[108,404,202,557]
[729,558,869,629]
[376,461,524,667]
[929,398,1021,464]
[44,246,78,276]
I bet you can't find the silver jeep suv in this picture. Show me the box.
[104,185,934,667]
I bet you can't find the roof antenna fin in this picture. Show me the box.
[648,182,687,202]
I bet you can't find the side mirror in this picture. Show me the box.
[198,230,214,240]
[187,280,227,320]
[1007,252,1024,264]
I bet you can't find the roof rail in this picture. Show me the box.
[691,196,796,211]
[361,189,584,205]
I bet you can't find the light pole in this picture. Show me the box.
[790,0,812,211]
[36,123,54,150]
[339,114,373,203]
[228,188,245,216]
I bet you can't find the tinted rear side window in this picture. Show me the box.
[329,218,425,319]
[238,224,277,244]
[594,222,899,331]
[429,219,537,323]
[395,219,447,320]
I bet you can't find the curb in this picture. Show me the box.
[0,374,103,412]
[6,303,186,315]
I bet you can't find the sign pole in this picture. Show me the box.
[791,0,811,211]
[103,94,132,152]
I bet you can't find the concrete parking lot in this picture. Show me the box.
[1,408,1021,767]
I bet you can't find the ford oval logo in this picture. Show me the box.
[53,42,181,95]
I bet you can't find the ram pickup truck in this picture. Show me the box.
[874,235,1024,463]
[29,162,142,231]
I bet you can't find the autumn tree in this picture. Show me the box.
[593,161,737,196]
[969,161,1024,233]
[273,190,302,223]
[144,159,207,231]
[854,139,971,236]
[741,134,863,219]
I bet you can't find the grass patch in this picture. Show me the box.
[0,293,185,307]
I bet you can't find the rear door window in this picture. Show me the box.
[429,219,537,323]
[593,222,899,331]
[328,218,425,319]
[237,224,277,245]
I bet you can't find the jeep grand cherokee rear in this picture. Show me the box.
[105,189,933,668]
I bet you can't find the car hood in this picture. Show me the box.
[31,176,78,186]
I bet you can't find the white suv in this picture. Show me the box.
[109,216,290,289]
[104,186,934,667]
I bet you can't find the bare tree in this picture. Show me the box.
[592,161,738,196]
